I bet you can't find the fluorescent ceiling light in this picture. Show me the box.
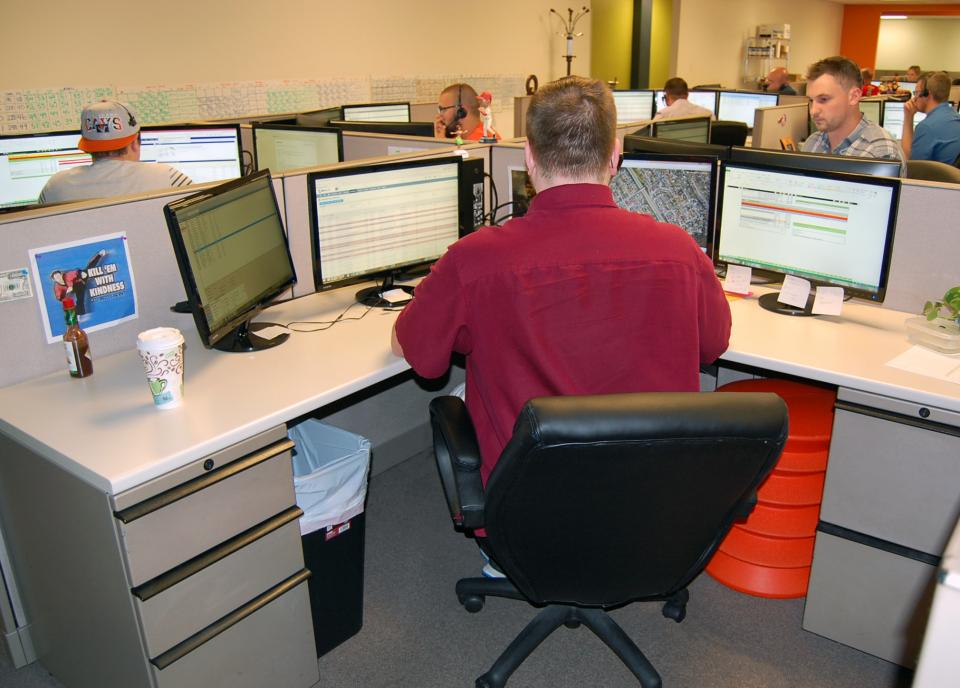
[881,15,909,19]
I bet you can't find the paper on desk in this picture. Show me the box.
[723,265,752,295]
[886,345,960,385]
[811,287,844,316]
[778,275,811,309]
[256,325,288,341]
[381,288,411,305]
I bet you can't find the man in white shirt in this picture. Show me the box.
[654,78,714,120]
[39,101,191,205]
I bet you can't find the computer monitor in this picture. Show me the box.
[651,116,712,143]
[717,91,779,128]
[715,162,900,315]
[612,90,656,123]
[326,120,435,137]
[139,124,243,184]
[751,103,810,150]
[308,156,461,306]
[898,81,917,95]
[295,106,342,128]
[654,90,718,115]
[611,153,717,254]
[880,101,927,140]
[0,131,91,209]
[252,124,343,172]
[340,102,411,123]
[729,147,902,178]
[163,170,297,352]
[623,133,731,160]
[858,99,883,124]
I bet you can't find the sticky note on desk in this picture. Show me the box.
[778,275,811,309]
[381,288,411,305]
[811,287,844,316]
[723,265,752,295]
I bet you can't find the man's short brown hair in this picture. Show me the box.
[525,76,615,181]
[806,56,863,90]
[663,77,689,99]
[925,72,951,102]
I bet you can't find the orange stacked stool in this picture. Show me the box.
[706,378,836,598]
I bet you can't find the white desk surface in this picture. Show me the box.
[0,285,958,496]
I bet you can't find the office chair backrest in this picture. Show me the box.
[483,392,787,607]
[709,120,748,146]
[906,159,960,184]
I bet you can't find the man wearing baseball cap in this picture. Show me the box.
[38,101,192,204]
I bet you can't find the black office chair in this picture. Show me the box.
[905,159,960,184]
[430,392,788,688]
[709,120,748,146]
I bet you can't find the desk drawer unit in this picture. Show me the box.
[803,390,960,666]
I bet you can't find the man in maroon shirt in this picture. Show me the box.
[392,75,731,488]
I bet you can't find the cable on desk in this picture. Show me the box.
[484,171,499,226]
[283,300,374,333]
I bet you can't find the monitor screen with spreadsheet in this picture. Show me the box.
[139,124,243,184]
[308,156,461,306]
[0,131,90,209]
[717,91,779,128]
[340,102,411,123]
[163,170,296,351]
[858,99,882,125]
[715,163,899,311]
[652,116,712,144]
[612,90,656,123]
[611,153,717,254]
[880,101,926,140]
[252,124,342,172]
[654,90,718,116]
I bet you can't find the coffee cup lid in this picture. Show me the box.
[137,327,184,350]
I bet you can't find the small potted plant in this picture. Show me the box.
[923,286,960,329]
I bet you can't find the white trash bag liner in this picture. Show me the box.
[288,420,371,536]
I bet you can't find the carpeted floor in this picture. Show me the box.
[1,449,913,688]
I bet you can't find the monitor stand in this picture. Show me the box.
[355,274,414,308]
[214,320,289,352]
[758,292,814,317]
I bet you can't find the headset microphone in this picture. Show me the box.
[455,84,467,122]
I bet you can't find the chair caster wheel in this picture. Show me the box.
[460,594,485,613]
[476,678,492,688]
[662,602,686,622]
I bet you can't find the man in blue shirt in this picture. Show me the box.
[902,72,960,165]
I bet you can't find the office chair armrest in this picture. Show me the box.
[429,396,486,530]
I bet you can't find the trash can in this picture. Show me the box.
[288,419,371,657]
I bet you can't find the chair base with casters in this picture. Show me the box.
[430,392,788,687]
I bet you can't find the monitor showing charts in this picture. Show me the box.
[0,131,91,209]
[717,91,779,128]
[613,90,656,123]
[610,153,717,253]
[715,162,899,304]
[655,90,718,116]
[880,101,926,140]
[340,102,411,123]
[252,124,342,172]
[139,124,243,184]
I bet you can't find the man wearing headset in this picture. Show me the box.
[901,72,960,165]
[39,100,192,205]
[434,83,500,141]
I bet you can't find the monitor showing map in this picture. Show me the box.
[610,152,717,253]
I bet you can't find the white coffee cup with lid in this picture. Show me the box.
[137,327,185,409]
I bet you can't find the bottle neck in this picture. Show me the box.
[64,307,78,327]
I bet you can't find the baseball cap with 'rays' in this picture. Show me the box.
[78,100,140,153]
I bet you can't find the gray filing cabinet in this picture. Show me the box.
[0,425,319,688]
[803,388,960,666]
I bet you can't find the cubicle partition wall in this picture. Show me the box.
[489,142,527,225]
[341,131,459,162]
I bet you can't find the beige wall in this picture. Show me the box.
[1,0,585,94]
[877,18,960,73]
[673,0,842,88]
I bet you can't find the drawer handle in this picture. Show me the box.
[150,569,311,670]
[115,438,295,524]
[835,400,960,437]
[817,521,942,567]
[131,506,303,602]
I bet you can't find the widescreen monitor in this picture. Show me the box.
[651,116,712,144]
[139,124,243,184]
[717,91,779,128]
[612,90,656,123]
[0,131,90,209]
[341,102,411,123]
[858,99,883,124]
[252,124,342,172]
[327,120,435,137]
[654,90,718,115]
[751,103,810,150]
[308,156,460,306]
[715,162,900,315]
[729,147,902,178]
[611,153,717,254]
[623,133,730,160]
[163,170,297,352]
[880,101,926,140]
